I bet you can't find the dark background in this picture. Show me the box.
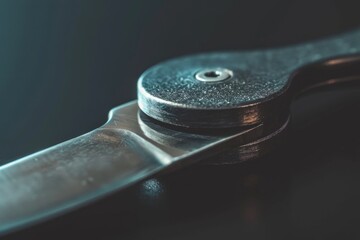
[1,0,360,239]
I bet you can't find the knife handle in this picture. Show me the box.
[138,29,360,128]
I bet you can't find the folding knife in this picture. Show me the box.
[0,29,359,234]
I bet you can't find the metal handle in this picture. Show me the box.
[138,29,360,128]
[3,29,360,234]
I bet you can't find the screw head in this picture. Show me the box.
[195,68,233,82]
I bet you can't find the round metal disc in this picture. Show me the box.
[137,52,292,128]
[137,31,360,128]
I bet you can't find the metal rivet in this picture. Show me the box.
[195,68,233,82]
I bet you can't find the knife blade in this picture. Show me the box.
[1,28,360,235]
[0,101,263,234]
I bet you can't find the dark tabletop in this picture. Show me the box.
[1,0,360,239]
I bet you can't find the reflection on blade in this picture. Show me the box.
[0,101,262,234]
[0,128,170,233]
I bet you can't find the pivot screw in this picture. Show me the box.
[195,68,233,82]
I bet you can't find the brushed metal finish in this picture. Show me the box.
[0,101,262,234]
[2,29,360,235]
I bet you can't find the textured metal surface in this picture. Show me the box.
[0,101,263,235]
[2,29,360,236]
[138,30,360,128]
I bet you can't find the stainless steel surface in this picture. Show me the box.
[0,101,262,234]
[2,28,360,236]
[138,29,360,128]
[195,68,233,82]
